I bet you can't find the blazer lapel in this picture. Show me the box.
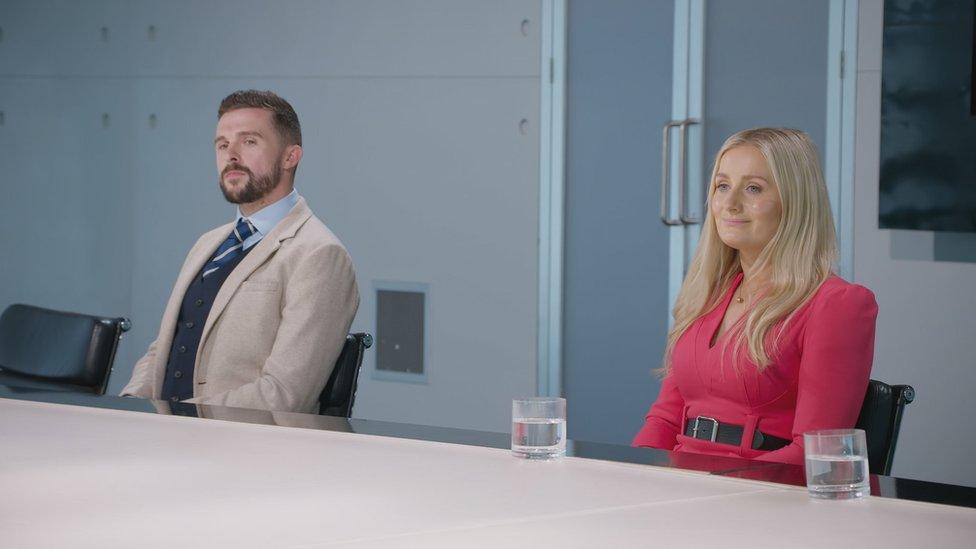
[196,198,313,359]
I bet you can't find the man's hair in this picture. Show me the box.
[218,90,302,146]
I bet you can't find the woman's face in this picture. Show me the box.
[710,145,783,262]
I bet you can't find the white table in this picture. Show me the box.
[1,398,974,548]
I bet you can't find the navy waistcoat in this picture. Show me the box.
[160,246,253,403]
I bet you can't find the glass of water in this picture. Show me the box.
[511,397,566,459]
[804,428,870,499]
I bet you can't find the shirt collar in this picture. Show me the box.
[236,188,300,239]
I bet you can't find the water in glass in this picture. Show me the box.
[805,453,869,499]
[511,417,566,459]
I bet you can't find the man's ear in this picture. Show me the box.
[283,144,303,170]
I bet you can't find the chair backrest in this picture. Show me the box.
[318,332,372,417]
[0,303,130,394]
[855,379,915,476]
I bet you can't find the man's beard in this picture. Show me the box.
[218,160,282,205]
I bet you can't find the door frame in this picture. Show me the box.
[826,0,859,280]
[537,0,567,397]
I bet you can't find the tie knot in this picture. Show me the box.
[233,218,256,243]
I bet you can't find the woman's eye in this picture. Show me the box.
[746,184,762,193]
[714,182,730,191]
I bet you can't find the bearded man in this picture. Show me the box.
[121,90,359,413]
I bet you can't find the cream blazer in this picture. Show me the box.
[121,198,359,413]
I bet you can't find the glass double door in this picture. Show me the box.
[562,0,833,445]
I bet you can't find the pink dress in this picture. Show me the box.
[632,273,878,465]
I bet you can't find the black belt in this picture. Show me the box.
[684,416,790,451]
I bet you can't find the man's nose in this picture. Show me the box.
[226,145,240,164]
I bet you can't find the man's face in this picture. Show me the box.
[214,108,285,205]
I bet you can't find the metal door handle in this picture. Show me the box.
[678,118,701,224]
[660,121,683,226]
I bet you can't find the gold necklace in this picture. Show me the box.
[734,282,753,304]
[735,273,767,305]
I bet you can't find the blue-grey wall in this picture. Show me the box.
[0,0,542,434]
[0,78,135,354]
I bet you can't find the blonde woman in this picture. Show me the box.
[632,128,877,465]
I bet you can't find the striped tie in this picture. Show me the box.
[202,218,256,279]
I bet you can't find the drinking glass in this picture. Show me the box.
[804,428,870,499]
[511,397,566,459]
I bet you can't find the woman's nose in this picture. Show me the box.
[720,189,742,212]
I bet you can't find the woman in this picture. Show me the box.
[632,128,877,465]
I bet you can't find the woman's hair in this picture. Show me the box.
[663,127,837,372]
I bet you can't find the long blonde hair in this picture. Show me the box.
[664,128,837,372]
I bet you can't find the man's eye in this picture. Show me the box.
[217,143,228,150]
[245,139,257,145]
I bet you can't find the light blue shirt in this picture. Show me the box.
[236,189,300,251]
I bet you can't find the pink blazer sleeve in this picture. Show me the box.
[632,372,684,449]
[755,283,878,465]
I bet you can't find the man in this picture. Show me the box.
[122,90,358,413]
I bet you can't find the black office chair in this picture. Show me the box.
[855,379,915,476]
[0,303,130,395]
[318,332,372,417]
